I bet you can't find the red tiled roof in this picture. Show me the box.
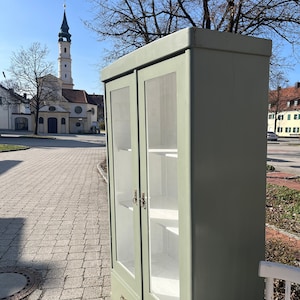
[62,89,103,106]
[62,89,88,104]
[269,85,300,112]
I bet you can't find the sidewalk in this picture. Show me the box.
[0,141,110,300]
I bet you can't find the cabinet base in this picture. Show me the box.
[111,270,140,300]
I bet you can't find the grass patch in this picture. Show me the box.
[266,184,300,235]
[0,144,29,152]
[267,164,275,172]
[266,239,299,266]
[266,239,300,299]
[22,135,55,139]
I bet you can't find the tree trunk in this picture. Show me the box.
[34,107,39,135]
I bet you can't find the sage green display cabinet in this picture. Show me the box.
[102,28,271,300]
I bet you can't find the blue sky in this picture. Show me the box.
[0,1,105,94]
[1,1,300,93]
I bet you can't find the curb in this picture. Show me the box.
[97,162,108,183]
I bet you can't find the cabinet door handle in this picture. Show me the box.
[141,192,147,209]
[132,189,138,205]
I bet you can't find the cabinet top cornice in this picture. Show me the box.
[101,27,271,82]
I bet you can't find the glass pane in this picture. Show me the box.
[145,72,179,299]
[111,87,135,276]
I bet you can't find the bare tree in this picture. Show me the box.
[85,0,186,58]
[85,0,300,68]
[0,79,20,92]
[9,42,55,135]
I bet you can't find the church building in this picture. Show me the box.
[37,7,103,134]
[0,7,103,134]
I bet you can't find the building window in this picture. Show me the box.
[285,127,291,133]
[277,127,283,133]
[15,117,28,130]
[294,114,300,120]
[288,114,291,120]
[268,114,275,119]
[65,64,67,67]
[293,127,300,133]
[75,106,82,114]
[295,100,298,106]
[39,117,44,124]
[61,118,66,125]
[0,96,2,105]
[76,122,81,127]
[278,115,284,120]
[64,47,67,53]
[49,106,56,112]
[65,74,67,78]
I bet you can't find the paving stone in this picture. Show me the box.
[83,286,103,299]
[60,287,84,299]
[66,259,83,269]
[40,288,63,299]
[0,138,110,299]
[64,276,83,289]
[64,268,84,278]
[83,277,102,288]
[52,252,68,261]
[67,252,85,260]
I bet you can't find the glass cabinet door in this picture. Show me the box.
[110,86,136,273]
[106,74,142,297]
[139,68,180,300]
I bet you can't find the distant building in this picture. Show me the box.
[0,84,31,131]
[0,6,103,134]
[268,82,300,137]
[35,6,103,134]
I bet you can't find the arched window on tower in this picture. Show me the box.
[65,74,67,78]
[64,47,67,53]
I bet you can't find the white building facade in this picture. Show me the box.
[268,84,300,137]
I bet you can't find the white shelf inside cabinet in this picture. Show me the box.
[119,148,132,152]
[119,199,179,235]
[119,148,178,158]
[149,208,178,235]
[149,149,178,158]
[148,195,179,236]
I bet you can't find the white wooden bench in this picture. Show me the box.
[259,261,300,300]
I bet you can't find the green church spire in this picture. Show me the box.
[58,6,71,42]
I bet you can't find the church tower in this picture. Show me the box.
[58,6,74,89]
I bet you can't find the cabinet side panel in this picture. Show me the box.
[190,47,269,300]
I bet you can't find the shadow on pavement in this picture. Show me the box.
[0,160,22,175]
[0,218,55,297]
[267,157,291,163]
